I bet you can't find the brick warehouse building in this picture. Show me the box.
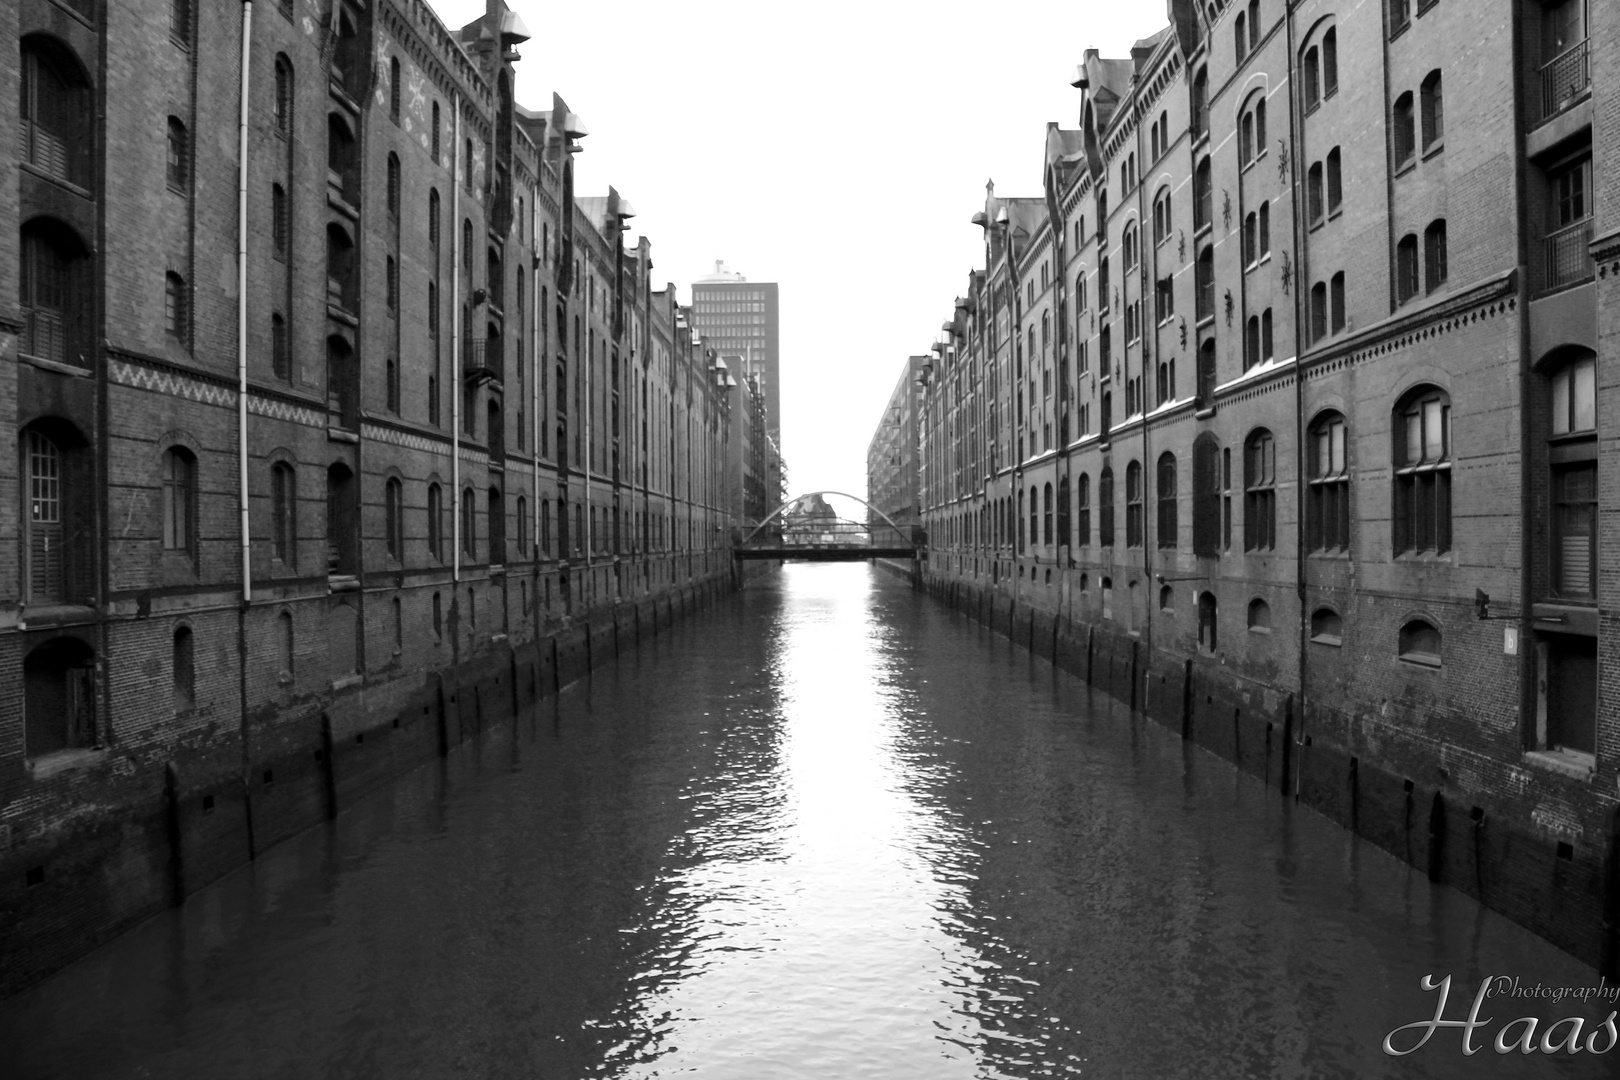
[882,0,1620,969]
[1,0,744,994]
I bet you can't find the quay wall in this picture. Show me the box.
[899,563,1620,976]
[0,570,735,999]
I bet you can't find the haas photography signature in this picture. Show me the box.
[1384,974,1620,1057]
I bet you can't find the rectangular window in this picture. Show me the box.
[1553,463,1596,596]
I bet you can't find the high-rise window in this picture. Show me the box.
[271,462,296,565]
[1308,413,1349,552]
[1425,220,1448,293]
[1421,71,1444,151]
[21,37,92,187]
[274,55,293,136]
[1393,92,1416,168]
[1549,352,1596,598]
[167,117,188,192]
[1125,461,1143,548]
[1157,452,1177,549]
[162,447,197,558]
[1244,429,1276,551]
[1099,467,1115,547]
[385,477,403,560]
[1397,234,1420,304]
[1393,386,1452,555]
[165,272,187,344]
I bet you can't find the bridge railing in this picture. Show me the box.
[733,519,923,550]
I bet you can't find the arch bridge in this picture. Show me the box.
[733,491,924,561]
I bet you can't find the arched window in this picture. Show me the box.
[462,486,477,557]
[167,117,189,192]
[1393,386,1451,555]
[1311,607,1343,644]
[1258,201,1270,257]
[1397,233,1420,304]
[274,55,293,136]
[1235,11,1248,63]
[1099,467,1115,547]
[1421,70,1443,150]
[1153,188,1172,246]
[1303,46,1321,111]
[1196,245,1215,322]
[1308,412,1349,552]
[1393,91,1416,167]
[1245,314,1261,370]
[21,37,92,186]
[517,495,528,555]
[463,218,473,273]
[1042,482,1054,545]
[426,482,443,559]
[1244,429,1276,551]
[1310,281,1328,341]
[1157,452,1178,549]
[387,154,401,221]
[428,189,441,258]
[1425,219,1448,293]
[1247,598,1272,632]
[161,446,197,559]
[173,625,195,710]
[271,461,296,565]
[1160,585,1175,612]
[165,272,187,345]
[389,56,401,123]
[1326,148,1343,214]
[540,498,552,556]
[1028,485,1038,550]
[1398,619,1442,667]
[384,477,403,560]
[1198,592,1219,652]
[1323,28,1339,95]
[1548,351,1596,597]
[20,219,91,367]
[1125,461,1143,547]
[1076,473,1091,547]
[431,101,441,163]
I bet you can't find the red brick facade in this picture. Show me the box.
[2,0,739,995]
[896,0,1620,970]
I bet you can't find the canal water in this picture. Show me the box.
[2,563,1614,1079]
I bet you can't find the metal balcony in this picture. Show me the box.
[463,338,503,387]
[1540,40,1589,123]
[1541,219,1594,294]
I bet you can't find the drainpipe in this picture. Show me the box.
[585,304,593,603]
[236,0,253,605]
[531,187,541,600]
[1287,1,1309,798]
[235,0,255,855]
[451,95,462,584]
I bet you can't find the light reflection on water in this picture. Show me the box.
[0,563,1612,1079]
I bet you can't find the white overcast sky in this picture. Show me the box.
[432,1,1166,499]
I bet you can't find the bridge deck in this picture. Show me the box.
[734,545,919,562]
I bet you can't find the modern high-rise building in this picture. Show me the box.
[690,263,780,452]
